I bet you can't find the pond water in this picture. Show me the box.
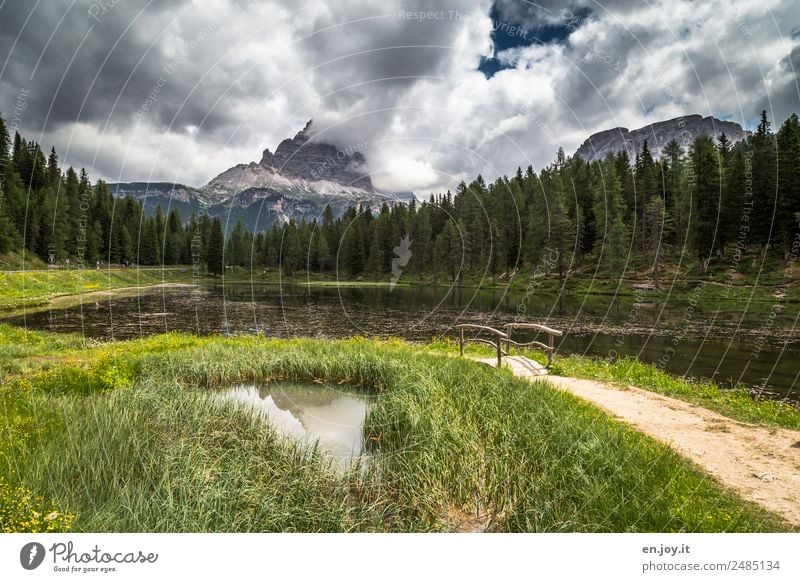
[4,281,799,403]
[224,381,372,468]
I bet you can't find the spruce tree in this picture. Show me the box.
[690,136,721,272]
[207,217,224,276]
[776,114,800,255]
[750,110,776,249]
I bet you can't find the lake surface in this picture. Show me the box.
[4,281,799,403]
[224,381,371,468]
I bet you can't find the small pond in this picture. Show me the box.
[223,381,372,468]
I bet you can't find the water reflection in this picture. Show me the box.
[224,381,371,468]
[4,282,798,402]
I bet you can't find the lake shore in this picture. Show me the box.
[1,327,794,533]
[3,269,798,413]
[3,262,799,313]
[0,267,195,313]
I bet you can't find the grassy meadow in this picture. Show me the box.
[0,266,192,312]
[0,325,792,533]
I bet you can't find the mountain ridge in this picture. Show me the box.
[574,114,751,162]
[110,121,397,231]
[110,113,752,231]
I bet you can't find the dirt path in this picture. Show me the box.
[472,357,800,526]
[549,376,800,526]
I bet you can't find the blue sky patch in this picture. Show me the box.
[478,3,591,78]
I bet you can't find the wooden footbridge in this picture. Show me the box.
[455,323,563,377]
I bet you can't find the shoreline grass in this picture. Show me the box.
[0,327,792,532]
[0,267,194,312]
[214,244,800,302]
[6,255,795,312]
[427,338,800,430]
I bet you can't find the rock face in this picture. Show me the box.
[204,120,374,197]
[111,121,398,231]
[574,115,750,162]
[260,120,372,191]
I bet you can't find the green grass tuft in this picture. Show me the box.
[0,329,791,532]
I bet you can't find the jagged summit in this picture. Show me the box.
[259,119,312,165]
[252,120,372,191]
[110,121,395,231]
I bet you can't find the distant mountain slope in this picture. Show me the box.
[110,122,398,230]
[206,187,397,233]
[574,114,750,161]
[107,182,206,219]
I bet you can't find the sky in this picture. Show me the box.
[0,0,798,195]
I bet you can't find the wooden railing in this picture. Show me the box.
[456,322,562,368]
[503,323,563,368]
[455,324,508,367]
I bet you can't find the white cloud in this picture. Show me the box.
[1,0,797,193]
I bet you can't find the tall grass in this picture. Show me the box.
[427,337,800,430]
[4,381,379,532]
[0,331,791,532]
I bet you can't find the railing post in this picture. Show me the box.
[460,328,464,357]
[496,336,502,368]
[547,333,554,367]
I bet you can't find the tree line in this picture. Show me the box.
[0,114,227,273]
[1,110,799,281]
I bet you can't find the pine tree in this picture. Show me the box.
[411,206,432,274]
[207,217,224,276]
[0,117,19,252]
[634,140,658,267]
[776,114,800,256]
[0,196,14,253]
[227,221,245,267]
[607,216,630,277]
[750,110,776,249]
[310,229,330,272]
[165,209,184,265]
[434,220,460,282]
[721,146,747,257]
[281,220,302,275]
[367,232,381,273]
[690,136,721,272]
[644,195,673,286]
[592,161,629,275]
[47,147,60,189]
[345,218,365,277]
[546,174,575,287]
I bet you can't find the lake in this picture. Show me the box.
[4,281,799,403]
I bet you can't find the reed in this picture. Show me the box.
[0,329,791,532]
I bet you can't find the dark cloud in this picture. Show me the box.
[295,0,481,139]
[0,0,796,191]
[0,1,189,130]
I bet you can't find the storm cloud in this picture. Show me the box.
[0,0,797,194]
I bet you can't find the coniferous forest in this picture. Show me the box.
[1,110,799,281]
[2,0,800,544]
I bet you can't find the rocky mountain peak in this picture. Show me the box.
[256,120,372,191]
[574,114,751,162]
